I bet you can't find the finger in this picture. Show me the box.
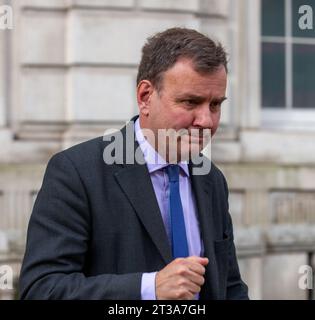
[186,256,209,266]
[175,266,205,286]
[185,281,201,295]
[184,271,205,287]
[180,259,207,275]
[174,275,202,296]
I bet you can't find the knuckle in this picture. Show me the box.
[177,267,185,276]
[177,278,187,287]
[174,258,184,264]
[175,289,187,299]
[177,266,188,276]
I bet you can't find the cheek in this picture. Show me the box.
[211,112,221,135]
[172,111,195,129]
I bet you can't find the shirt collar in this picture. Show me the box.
[134,118,189,176]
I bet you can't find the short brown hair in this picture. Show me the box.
[137,27,228,91]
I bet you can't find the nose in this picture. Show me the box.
[192,104,213,129]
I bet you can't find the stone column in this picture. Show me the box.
[238,0,261,129]
[0,0,8,127]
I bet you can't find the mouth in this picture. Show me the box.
[189,132,211,142]
[168,129,211,147]
[189,135,204,141]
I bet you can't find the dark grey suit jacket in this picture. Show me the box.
[19,118,248,300]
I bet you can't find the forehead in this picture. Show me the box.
[161,59,227,96]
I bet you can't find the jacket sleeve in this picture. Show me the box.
[221,173,249,300]
[19,152,142,300]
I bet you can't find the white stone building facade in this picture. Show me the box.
[0,0,315,299]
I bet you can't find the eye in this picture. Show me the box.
[210,101,221,111]
[184,99,198,107]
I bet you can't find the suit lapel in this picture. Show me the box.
[112,120,172,264]
[189,163,220,299]
[114,164,172,264]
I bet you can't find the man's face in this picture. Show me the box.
[138,59,227,162]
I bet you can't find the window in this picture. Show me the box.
[261,0,315,128]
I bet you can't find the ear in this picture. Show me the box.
[137,80,154,116]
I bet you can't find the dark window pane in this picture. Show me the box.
[262,42,286,108]
[292,0,315,38]
[293,44,315,108]
[262,0,285,36]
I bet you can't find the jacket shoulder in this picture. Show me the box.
[48,136,106,171]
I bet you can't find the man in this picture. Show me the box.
[19,28,248,300]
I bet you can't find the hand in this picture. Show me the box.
[155,256,209,300]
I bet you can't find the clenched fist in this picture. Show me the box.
[155,256,209,300]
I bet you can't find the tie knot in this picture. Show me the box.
[166,165,180,183]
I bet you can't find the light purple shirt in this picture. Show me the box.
[135,119,203,300]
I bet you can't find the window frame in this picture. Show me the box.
[261,0,315,130]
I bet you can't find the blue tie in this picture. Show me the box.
[166,165,189,259]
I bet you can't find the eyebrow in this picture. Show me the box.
[175,94,227,103]
[211,96,227,104]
